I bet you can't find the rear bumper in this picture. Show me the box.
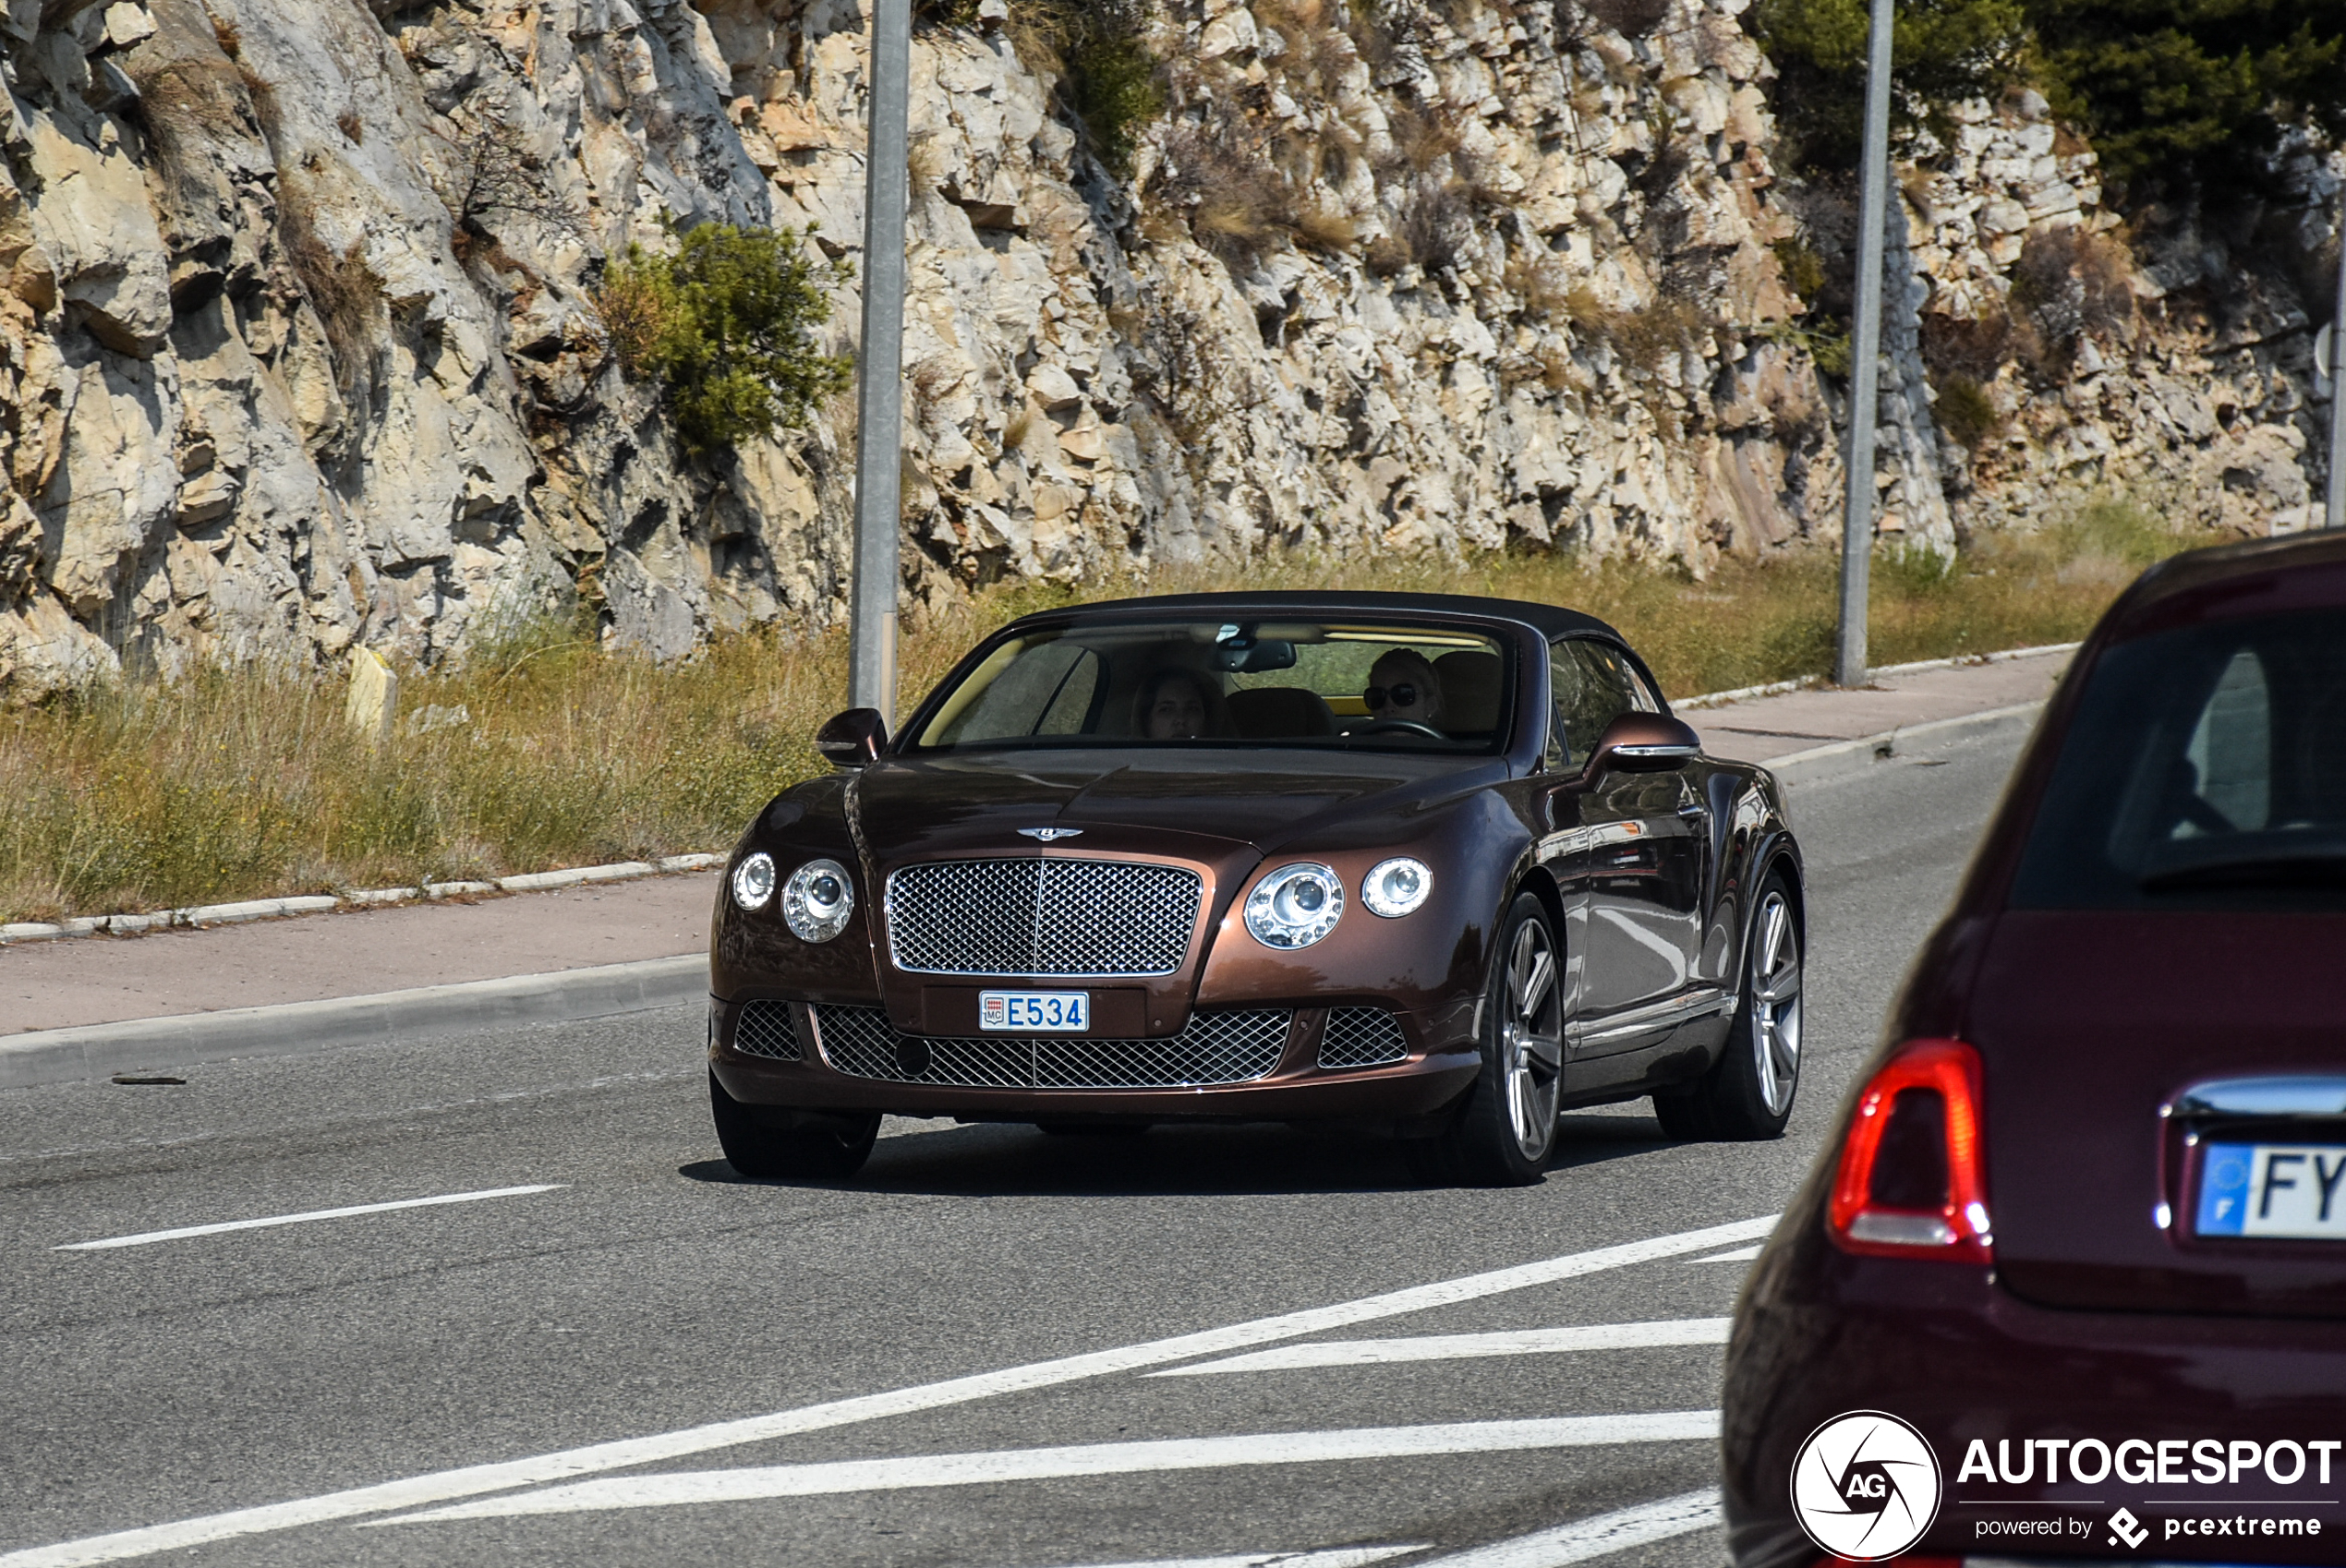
[707,994,1481,1122]
[1723,1222,2346,1568]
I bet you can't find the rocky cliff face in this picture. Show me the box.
[0,0,2334,694]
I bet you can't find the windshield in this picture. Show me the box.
[910,619,1513,754]
[2011,607,2346,910]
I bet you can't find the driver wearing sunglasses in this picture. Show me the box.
[1362,649,1444,731]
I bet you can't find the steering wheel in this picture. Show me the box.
[1349,718,1447,741]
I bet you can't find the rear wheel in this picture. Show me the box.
[1653,872,1802,1141]
[708,1072,880,1178]
[1407,893,1564,1187]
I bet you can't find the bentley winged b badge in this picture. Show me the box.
[1017,827,1083,841]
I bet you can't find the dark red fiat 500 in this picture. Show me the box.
[1723,531,2346,1566]
[707,592,1805,1184]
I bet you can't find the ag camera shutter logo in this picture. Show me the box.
[1790,1410,1943,1561]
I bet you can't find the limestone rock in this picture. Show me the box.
[0,0,2328,699]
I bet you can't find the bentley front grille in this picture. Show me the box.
[885,858,1203,977]
[812,1005,1290,1090]
[1319,1007,1409,1068]
[732,998,803,1061]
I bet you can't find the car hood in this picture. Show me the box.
[852,749,1496,858]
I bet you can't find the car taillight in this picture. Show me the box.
[1826,1039,1991,1263]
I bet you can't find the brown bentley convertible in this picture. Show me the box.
[707,591,1805,1184]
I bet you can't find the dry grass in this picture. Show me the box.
[0,501,2215,920]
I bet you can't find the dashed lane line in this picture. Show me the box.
[0,1212,1772,1568]
[1149,1320,1730,1376]
[990,1490,1724,1568]
[372,1415,1721,1522]
[1412,1490,1723,1567]
[1692,1245,1761,1263]
[53,1185,568,1251]
[1018,1552,1424,1568]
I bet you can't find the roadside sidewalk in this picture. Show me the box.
[0,644,2073,1085]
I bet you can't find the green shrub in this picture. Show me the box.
[597,220,853,454]
[1934,373,2001,449]
[1753,0,2026,170]
[2027,0,2346,188]
[985,0,1162,177]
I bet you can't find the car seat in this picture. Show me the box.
[1433,650,1503,738]
[1227,687,1337,740]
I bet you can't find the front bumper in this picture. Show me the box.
[707,994,1480,1122]
[1723,1221,2346,1568]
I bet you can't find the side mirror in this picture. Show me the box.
[1583,712,1700,777]
[816,707,888,769]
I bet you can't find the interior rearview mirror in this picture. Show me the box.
[1582,712,1700,777]
[816,707,889,769]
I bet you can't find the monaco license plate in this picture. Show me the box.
[979,990,1090,1032]
[2195,1142,2346,1240]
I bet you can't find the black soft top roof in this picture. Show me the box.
[1034,589,1626,645]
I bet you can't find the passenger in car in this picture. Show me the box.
[1136,668,1220,739]
[1362,649,1444,730]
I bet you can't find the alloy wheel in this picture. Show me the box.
[1500,916,1566,1158]
[1749,889,1802,1117]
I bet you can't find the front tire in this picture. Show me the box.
[1407,893,1565,1187]
[1653,872,1802,1141]
[709,1072,880,1178]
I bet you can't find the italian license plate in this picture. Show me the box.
[2195,1142,2346,1240]
[979,990,1090,1032]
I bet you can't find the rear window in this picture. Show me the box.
[2011,608,2346,910]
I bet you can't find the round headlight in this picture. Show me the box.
[1361,857,1433,918]
[1244,862,1344,949]
[731,851,777,911]
[782,857,855,942]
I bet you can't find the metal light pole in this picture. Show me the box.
[848,0,912,722]
[2328,214,2346,528]
[1834,0,1896,687]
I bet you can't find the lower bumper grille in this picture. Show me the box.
[812,1005,1291,1090]
[1319,1006,1409,1068]
[732,998,803,1061]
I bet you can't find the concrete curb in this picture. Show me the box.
[1674,642,2080,712]
[0,854,723,945]
[1765,701,2047,790]
[0,955,707,1091]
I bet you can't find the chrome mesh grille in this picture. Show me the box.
[813,1005,1289,1089]
[885,858,1203,977]
[1319,1007,1409,1068]
[732,998,803,1061]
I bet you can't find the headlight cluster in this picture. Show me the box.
[782,858,855,942]
[1245,863,1344,948]
[731,852,777,911]
[1362,856,1433,918]
[1244,856,1433,949]
[732,851,855,943]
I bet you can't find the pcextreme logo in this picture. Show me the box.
[1790,1410,1944,1562]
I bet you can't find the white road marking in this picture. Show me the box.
[1414,1490,1723,1566]
[1692,1244,1760,1262]
[1021,1551,1424,1568]
[53,1186,568,1251]
[1149,1320,1731,1375]
[0,1212,1772,1568]
[374,1414,1722,1522]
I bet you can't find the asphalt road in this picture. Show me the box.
[0,726,2025,1568]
